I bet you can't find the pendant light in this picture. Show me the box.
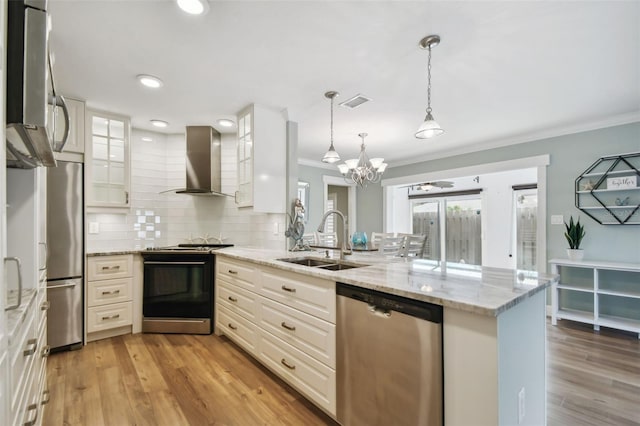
[337,133,387,187]
[415,35,444,139]
[322,91,341,163]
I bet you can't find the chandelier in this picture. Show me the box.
[337,133,387,187]
[415,34,444,139]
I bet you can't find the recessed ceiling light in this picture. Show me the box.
[137,74,163,88]
[176,0,209,15]
[150,120,169,128]
[216,119,235,128]
[141,137,153,142]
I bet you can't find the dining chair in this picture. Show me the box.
[400,234,428,258]
[379,235,406,256]
[302,233,316,245]
[371,232,394,247]
[315,231,339,247]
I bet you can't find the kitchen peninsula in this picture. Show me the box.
[215,247,557,426]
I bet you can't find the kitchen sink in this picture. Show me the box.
[277,257,368,270]
[315,263,362,271]
[278,257,336,267]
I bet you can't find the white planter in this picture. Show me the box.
[567,249,584,261]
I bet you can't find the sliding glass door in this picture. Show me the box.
[411,195,482,270]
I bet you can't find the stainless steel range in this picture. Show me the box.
[141,244,233,334]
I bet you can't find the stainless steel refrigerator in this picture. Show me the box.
[46,160,84,350]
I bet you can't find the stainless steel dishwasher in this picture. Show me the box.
[337,282,443,426]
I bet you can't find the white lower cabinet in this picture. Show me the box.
[7,291,48,426]
[216,257,336,417]
[87,255,134,341]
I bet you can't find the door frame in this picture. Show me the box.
[322,175,357,238]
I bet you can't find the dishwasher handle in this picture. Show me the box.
[337,282,442,323]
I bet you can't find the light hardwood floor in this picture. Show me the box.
[44,321,640,426]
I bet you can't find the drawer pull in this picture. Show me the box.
[102,314,121,321]
[281,322,296,331]
[227,296,238,302]
[280,358,296,370]
[24,403,38,426]
[227,323,237,330]
[101,265,121,271]
[41,389,50,405]
[41,345,51,358]
[281,285,296,293]
[40,301,50,311]
[23,339,38,357]
[101,290,121,296]
[228,269,238,275]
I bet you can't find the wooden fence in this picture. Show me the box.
[413,209,482,265]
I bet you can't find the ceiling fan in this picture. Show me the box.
[417,181,454,191]
[407,181,455,191]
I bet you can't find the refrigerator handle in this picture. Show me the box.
[4,257,23,311]
[38,242,47,271]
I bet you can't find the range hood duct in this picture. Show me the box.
[165,126,232,196]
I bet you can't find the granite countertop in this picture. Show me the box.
[6,288,37,342]
[87,250,141,257]
[216,247,558,317]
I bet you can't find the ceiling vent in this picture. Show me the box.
[339,94,371,109]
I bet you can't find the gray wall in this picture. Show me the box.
[301,122,640,265]
[297,165,342,230]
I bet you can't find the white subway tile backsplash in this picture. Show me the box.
[86,128,286,252]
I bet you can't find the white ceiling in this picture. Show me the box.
[48,1,640,167]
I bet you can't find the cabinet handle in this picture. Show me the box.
[102,314,120,321]
[125,191,129,204]
[227,296,238,302]
[101,289,121,295]
[101,265,121,271]
[281,285,296,293]
[41,389,50,405]
[280,358,296,370]
[41,345,51,358]
[41,300,50,311]
[38,242,47,271]
[281,322,296,331]
[23,403,38,426]
[227,323,237,330]
[228,269,238,275]
[23,339,38,357]
[4,257,23,311]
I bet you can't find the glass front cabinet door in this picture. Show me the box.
[86,110,131,207]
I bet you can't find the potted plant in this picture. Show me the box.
[564,216,586,261]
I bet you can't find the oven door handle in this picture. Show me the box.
[144,261,207,265]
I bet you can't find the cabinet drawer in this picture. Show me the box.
[258,331,336,416]
[217,305,258,355]
[37,287,48,332]
[88,277,133,307]
[9,302,37,413]
[259,297,335,369]
[217,258,257,292]
[217,280,259,323]
[259,268,336,322]
[87,301,133,332]
[88,255,133,281]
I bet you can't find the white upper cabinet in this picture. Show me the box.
[235,104,286,213]
[85,109,131,208]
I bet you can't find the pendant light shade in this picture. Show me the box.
[416,35,444,139]
[322,91,341,163]
[415,111,444,139]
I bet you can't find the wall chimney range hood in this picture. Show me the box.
[162,126,232,197]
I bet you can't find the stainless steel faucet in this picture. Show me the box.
[317,210,352,260]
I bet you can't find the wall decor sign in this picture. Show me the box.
[607,175,637,190]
